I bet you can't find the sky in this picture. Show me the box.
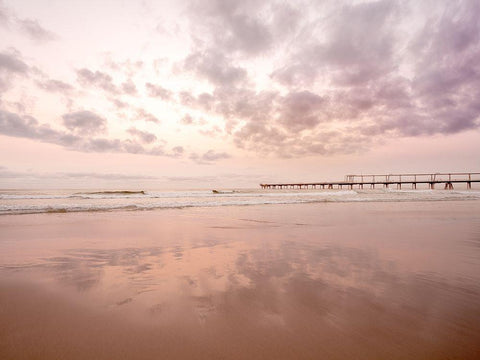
[0,0,479,189]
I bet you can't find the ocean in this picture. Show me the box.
[2,187,480,215]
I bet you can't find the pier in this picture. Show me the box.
[260,172,480,190]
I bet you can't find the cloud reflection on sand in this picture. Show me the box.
[5,237,478,336]
[1,202,480,359]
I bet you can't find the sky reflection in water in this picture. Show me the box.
[1,201,480,359]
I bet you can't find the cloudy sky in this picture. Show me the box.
[0,0,479,188]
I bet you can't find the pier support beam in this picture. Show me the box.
[444,182,454,190]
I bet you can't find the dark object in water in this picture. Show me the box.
[212,190,234,194]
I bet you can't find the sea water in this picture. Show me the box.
[1,188,480,215]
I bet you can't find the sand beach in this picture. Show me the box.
[1,199,479,359]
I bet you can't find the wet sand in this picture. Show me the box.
[1,201,480,359]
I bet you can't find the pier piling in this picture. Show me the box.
[260,172,480,191]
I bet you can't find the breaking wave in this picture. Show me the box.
[1,189,479,215]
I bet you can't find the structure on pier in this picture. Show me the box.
[260,172,480,190]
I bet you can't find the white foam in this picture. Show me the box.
[1,188,479,215]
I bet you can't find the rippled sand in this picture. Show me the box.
[1,201,480,359]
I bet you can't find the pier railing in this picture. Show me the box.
[344,172,480,183]
[260,172,480,190]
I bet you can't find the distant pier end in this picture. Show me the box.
[260,172,480,190]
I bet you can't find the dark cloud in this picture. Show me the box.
[110,98,128,109]
[17,18,56,42]
[178,91,195,107]
[271,0,400,87]
[171,146,184,157]
[0,109,82,147]
[37,79,74,93]
[121,79,137,95]
[127,127,157,144]
[145,82,172,100]
[0,109,181,158]
[209,88,278,130]
[174,0,480,157]
[277,91,326,131]
[184,49,247,86]
[0,50,28,74]
[189,0,274,55]
[62,111,107,135]
[0,110,40,138]
[77,68,118,93]
[0,50,28,93]
[135,108,160,124]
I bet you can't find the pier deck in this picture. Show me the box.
[260,172,480,190]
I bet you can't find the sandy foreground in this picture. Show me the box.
[1,201,479,359]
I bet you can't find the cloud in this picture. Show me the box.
[277,91,326,131]
[271,0,400,87]
[104,58,144,77]
[199,125,222,137]
[17,18,57,42]
[0,2,9,26]
[188,0,274,55]
[110,98,128,109]
[127,127,157,144]
[0,109,81,146]
[190,149,231,164]
[0,109,182,157]
[2,0,480,162]
[0,50,29,93]
[179,114,194,125]
[164,175,218,182]
[121,78,137,95]
[174,0,480,157]
[145,82,172,100]
[171,146,184,157]
[62,111,107,135]
[77,68,118,93]
[37,79,74,93]
[0,167,160,180]
[62,172,158,180]
[184,49,247,86]
[77,64,138,97]
[135,108,160,124]
[0,50,28,74]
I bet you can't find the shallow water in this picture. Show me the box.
[1,201,480,359]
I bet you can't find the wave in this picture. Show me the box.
[75,190,146,195]
[0,189,356,200]
[0,199,316,215]
[1,190,480,215]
